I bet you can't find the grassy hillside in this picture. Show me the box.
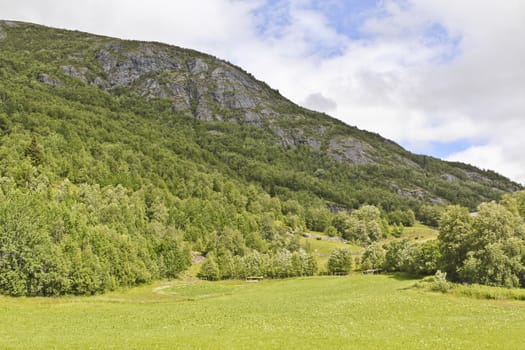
[0,275,523,349]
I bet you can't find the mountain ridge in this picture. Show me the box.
[0,19,521,207]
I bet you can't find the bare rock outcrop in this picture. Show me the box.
[61,66,89,83]
[328,137,375,164]
[37,73,63,86]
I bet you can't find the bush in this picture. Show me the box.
[430,270,451,293]
[408,240,440,275]
[360,242,385,270]
[197,254,220,281]
[387,209,415,227]
[327,248,353,274]
[383,239,413,272]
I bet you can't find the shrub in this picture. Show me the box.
[431,270,451,293]
[327,248,353,274]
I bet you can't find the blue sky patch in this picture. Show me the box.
[402,139,475,159]
[308,0,381,40]
[423,23,462,63]
[251,0,383,58]
[252,0,291,39]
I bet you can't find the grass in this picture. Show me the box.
[300,233,362,269]
[450,284,525,301]
[0,274,523,349]
[300,223,438,270]
[402,223,439,242]
[415,276,525,301]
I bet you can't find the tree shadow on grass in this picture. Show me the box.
[384,273,425,290]
[385,272,422,281]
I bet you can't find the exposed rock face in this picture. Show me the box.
[96,42,182,87]
[465,171,491,184]
[390,183,428,201]
[429,197,447,205]
[50,39,386,165]
[188,58,208,74]
[67,53,84,62]
[272,127,296,148]
[441,173,459,182]
[0,20,17,39]
[2,20,520,208]
[86,42,273,123]
[211,67,261,110]
[61,66,88,83]
[398,156,421,169]
[37,73,63,86]
[326,203,348,214]
[244,111,265,126]
[328,137,375,164]
[271,127,325,151]
[305,137,322,151]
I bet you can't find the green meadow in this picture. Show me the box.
[0,275,523,349]
[300,234,360,268]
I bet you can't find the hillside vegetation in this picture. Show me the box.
[0,20,522,295]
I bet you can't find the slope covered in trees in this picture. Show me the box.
[0,21,522,295]
[437,191,525,288]
[353,191,525,289]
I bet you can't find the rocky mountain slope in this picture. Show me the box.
[0,20,521,208]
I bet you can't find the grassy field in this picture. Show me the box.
[0,274,523,349]
[400,223,439,242]
[300,223,438,270]
[300,233,362,269]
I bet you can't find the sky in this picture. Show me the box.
[1,0,524,184]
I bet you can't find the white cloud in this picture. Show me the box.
[448,144,525,186]
[302,93,337,113]
[1,0,524,184]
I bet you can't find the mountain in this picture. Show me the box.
[0,20,521,295]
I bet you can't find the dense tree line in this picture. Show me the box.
[437,192,525,288]
[198,248,317,280]
[0,183,191,296]
[373,191,525,288]
[356,239,440,276]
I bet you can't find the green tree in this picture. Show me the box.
[272,249,293,278]
[217,250,236,279]
[383,239,414,272]
[456,202,525,287]
[331,212,351,237]
[387,209,415,227]
[417,204,443,227]
[197,253,220,281]
[437,205,472,280]
[0,113,10,135]
[327,248,353,274]
[501,190,525,219]
[360,242,386,270]
[471,202,518,250]
[156,236,190,278]
[24,136,44,166]
[407,240,440,275]
[305,207,331,232]
[342,205,387,244]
